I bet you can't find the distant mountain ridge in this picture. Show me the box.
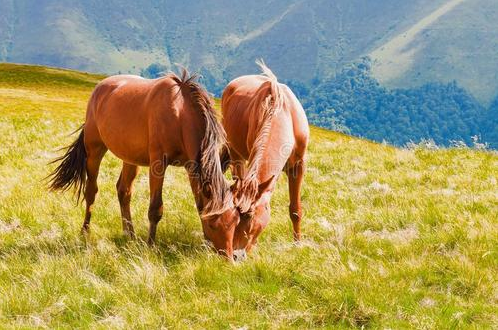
[4,0,495,102]
[371,0,498,105]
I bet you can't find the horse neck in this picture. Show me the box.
[234,91,288,211]
[247,89,289,182]
[187,104,229,215]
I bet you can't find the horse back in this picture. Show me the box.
[222,75,309,166]
[86,75,187,166]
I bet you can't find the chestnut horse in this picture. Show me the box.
[222,60,309,254]
[49,70,241,258]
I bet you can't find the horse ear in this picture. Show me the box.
[256,175,274,200]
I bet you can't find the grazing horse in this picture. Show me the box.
[221,60,309,254]
[49,70,241,259]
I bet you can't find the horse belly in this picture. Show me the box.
[95,95,151,166]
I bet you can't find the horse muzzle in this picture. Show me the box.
[233,249,247,262]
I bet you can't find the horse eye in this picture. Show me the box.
[208,221,218,230]
[205,215,220,230]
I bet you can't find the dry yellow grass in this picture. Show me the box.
[0,63,497,329]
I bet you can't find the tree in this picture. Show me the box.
[140,63,167,79]
[303,58,488,147]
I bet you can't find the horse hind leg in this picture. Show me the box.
[82,144,107,234]
[81,117,107,234]
[116,163,140,238]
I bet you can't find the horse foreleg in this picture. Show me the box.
[116,163,140,239]
[286,158,306,241]
[147,158,166,245]
[188,176,203,213]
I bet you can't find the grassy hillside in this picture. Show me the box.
[0,64,497,329]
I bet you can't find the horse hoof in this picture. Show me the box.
[80,226,90,236]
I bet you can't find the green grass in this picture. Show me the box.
[0,63,497,329]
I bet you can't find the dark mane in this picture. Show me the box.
[172,68,230,215]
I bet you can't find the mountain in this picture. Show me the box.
[3,0,486,91]
[371,0,498,105]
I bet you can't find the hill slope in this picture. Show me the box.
[371,0,498,105]
[2,1,477,85]
[0,64,497,328]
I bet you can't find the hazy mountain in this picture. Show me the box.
[0,0,496,103]
[371,0,498,105]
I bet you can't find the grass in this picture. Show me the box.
[0,63,497,329]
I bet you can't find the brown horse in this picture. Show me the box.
[48,69,241,259]
[222,60,309,254]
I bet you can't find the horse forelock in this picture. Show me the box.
[174,68,230,215]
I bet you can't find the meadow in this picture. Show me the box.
[0,63,496,329]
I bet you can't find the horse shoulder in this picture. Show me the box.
[146,77,183,116]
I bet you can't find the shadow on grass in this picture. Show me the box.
[0,224,214,270]
[108,227,211,265]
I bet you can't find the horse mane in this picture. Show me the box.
[172,68,230,216]
[233,60,284,213]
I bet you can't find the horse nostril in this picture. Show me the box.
[233,249,247,262]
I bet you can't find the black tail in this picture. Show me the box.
[48,125,87,202]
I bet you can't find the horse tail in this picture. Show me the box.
[47,125,87,202]
[256,58,277,82]
[255,58,284,125]
[234,60,283,213]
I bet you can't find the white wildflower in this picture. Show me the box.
[98,315,126,328]
[471,135,488,150]
[0,218,21,234]
[38,224,62,240]
[347,260,358,272]
[363,225,418,245]
[369,181,391,193]
[316,217,333,231]
[420,297,436,308]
